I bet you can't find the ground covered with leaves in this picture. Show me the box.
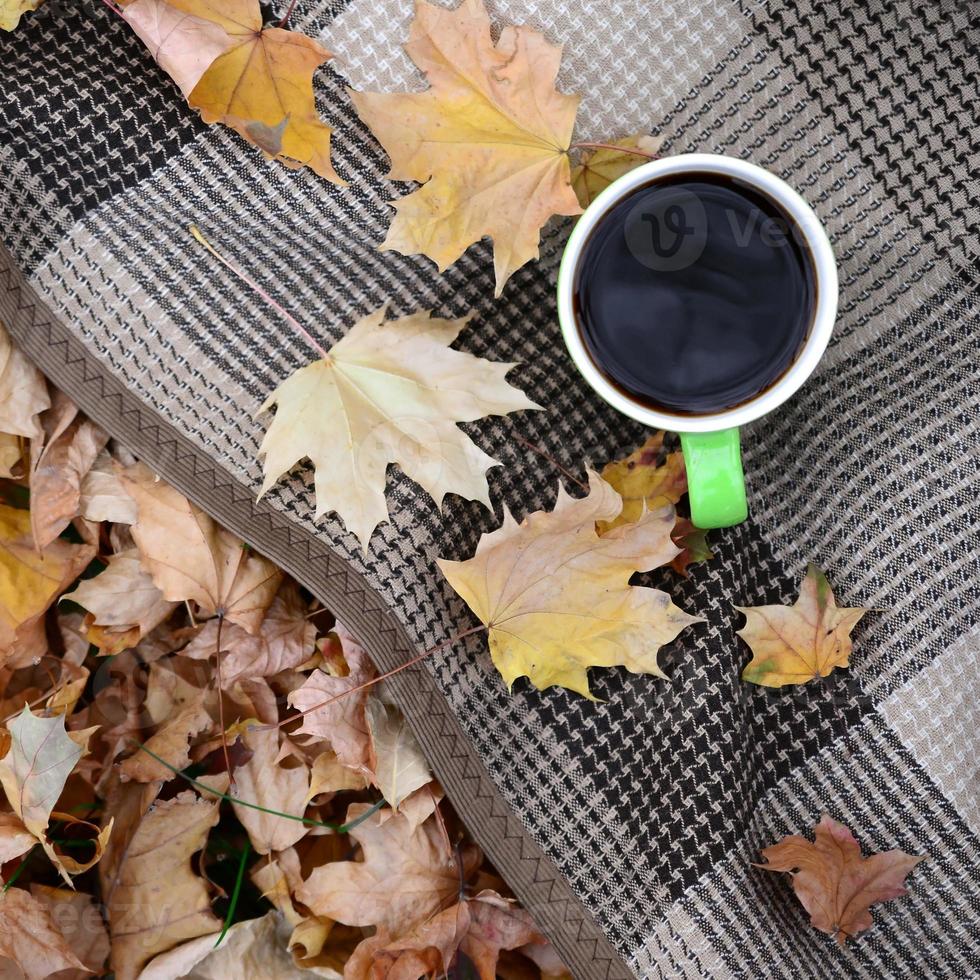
[0,329,569,979]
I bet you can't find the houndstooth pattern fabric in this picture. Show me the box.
[2,0,979,976]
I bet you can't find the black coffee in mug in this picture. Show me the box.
[572,172,816,415]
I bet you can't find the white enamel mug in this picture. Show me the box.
[556,153,838,528]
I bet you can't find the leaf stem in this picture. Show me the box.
[213,841,250,949]
[95,0,124,18]
[278,0,299,28]
[275,623,488,730]
[510,432,588,492]
[133,742,385,832]
[213,613,233,785]
[570,140,659,160]
[188,225,329,359]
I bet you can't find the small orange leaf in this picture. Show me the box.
[756,814,924,944]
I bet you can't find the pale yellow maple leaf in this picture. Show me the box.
[737,564,868,687]
[0,707,105,885]
[364,699,432,811]
[571,133,663,209]
[350,0,582,296]
[438,472,702,698]
[0,503,94,668]
[259,307,538,548]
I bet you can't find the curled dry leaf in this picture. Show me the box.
[0,321,49,438]
[101,782,222,980]
[251,853,344,971]
[180,581,316,684]
[0,887,87,980]
[738,564,868,687]
[364,698,432,812]
[298,803,476,936]
[571,133,663,209]
[0,707,99,884]
[122,462,282,632]
[122,0,342,182]
[438,472,702,697]
[78,451,139,524]
[350,0,582,295]
[139,910,332,980]
[0,502,94,668]
[289,624,375,773]
[30,884,111,978]
[64,549,177,656]
[756,813,924,944]
[117,691,213,782]
[231,727,310,854]
[670,517,713,577]
[259,307,538,548]
[29,389,109,549]
[366,890,543,980]
[0,432,22,479]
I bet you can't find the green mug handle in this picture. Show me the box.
[679,428,748,528]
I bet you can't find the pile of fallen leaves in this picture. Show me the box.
[0,327,568,978]
[0,0,929,962]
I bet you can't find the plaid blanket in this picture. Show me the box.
[2,1,978,976]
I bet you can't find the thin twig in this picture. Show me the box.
[570,140,659,160]
[188,225,329,359]
[274,623,488,730]
[511,433,588,492]
[133,742,385,831]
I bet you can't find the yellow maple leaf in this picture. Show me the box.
[0,0,41,31]
[737,564,868,687]
[0,503,94,668]
[258,307,539,549]
[597,432,687,534]
[350,0,582,296]
[438,472,702,698]
[571,133,663,209]
[123,0,342,183]
[0,707,108,885]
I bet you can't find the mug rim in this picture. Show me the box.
[556,152,838,433]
